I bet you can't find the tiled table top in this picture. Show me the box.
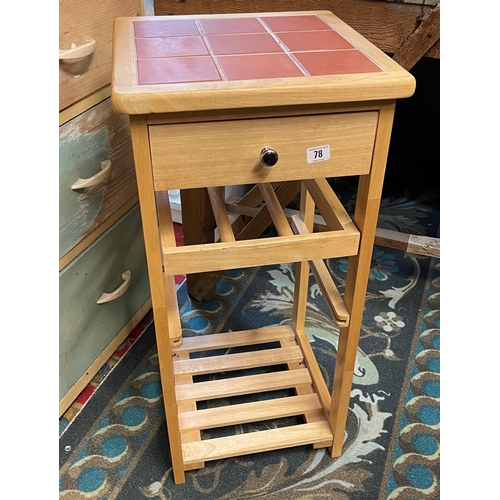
[133,15,384,85]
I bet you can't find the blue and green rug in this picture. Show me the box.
[59,188,440,499]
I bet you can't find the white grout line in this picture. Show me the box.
[195,20,229,81]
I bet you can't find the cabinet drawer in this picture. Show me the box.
[59,204,150,401]
[59,0,141,111]
[59,98,138,259]
[149,111,378,191]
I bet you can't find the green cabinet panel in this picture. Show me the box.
[59,98,138,258]
[59,204,150,400]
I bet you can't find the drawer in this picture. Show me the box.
[59,98,138,259]
[59,0,142,111]
[149,111,378,191]
[59,204,150,401]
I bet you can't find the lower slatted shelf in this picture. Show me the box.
[182,421,333,465]
[171,325,333,467]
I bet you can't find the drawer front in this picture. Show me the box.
[149,112,378,191]
[59,0,141,111]
[59,98,138,259]
[59,204,150,401]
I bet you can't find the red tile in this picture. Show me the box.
[200,18,266,35]
[135,36,209,59]
[262,15,331,32]
[277,31,354,52]
[218,53,305,81]
[137,56,222,85]
[134,20,200,38]
[206,33,283,55]
[294,50,383,76]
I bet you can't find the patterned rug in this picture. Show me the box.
[59,187,440,499]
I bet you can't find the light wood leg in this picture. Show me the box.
[130,115,186,484]
[329,102,396,457]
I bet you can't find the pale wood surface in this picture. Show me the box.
[59,98,138,259]
[173,346,304,376]
[153,0,439,59]
[150,112,377,190]
[173,325,295,353]
[162,230,360,276]
[182,421,333,465]
[60,0,142,111]
[129,115,186,484]
[329,101,396,456]
[291,215,350,327]
[179,393,322,431]
[175,368,312,402]
[59,204,150,401]
[374,228,440,258]
[111,11,415,114]
[292,183,315,333]
[207,187,236,242]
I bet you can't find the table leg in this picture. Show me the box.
[328,102,396,456]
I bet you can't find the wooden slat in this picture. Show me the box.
[162,230,360,276]
[175,368,312,402]
[303,178,356,231]
[374,228,440,258]
[291,215,350,327]
[179,393,322,431]
[207,187,235,242]
[173,325,295,353]
[257,183,293,236]
[182,421,333,465]
[294,328,332,413]
[173,346,303,376]
[292,183,315,333]
[236,181,301,240]
[176,351,204,470]
[236,182,283,208]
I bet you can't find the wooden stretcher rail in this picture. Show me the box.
[162,230,360,275]
[182,421,333,465]
[174,325,295,353]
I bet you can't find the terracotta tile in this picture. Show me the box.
[135,36,209,59]
[218,53,304,81]
[207,33,283,55]
[277,31,354,52]
[262,15,331,32]
[200,18,266,35]
[134,20,200,38]
[137,56,221,85]
[294,50,383,76]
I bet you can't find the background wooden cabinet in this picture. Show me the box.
[59,0,151,416]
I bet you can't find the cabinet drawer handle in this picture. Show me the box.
[97,270,132,304]
[260,147,279,167]
[71,160,112,190]
[59,39,96,61]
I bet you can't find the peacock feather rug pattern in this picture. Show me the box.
[59,189,440,499]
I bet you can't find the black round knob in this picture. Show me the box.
[260,147,279,167]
